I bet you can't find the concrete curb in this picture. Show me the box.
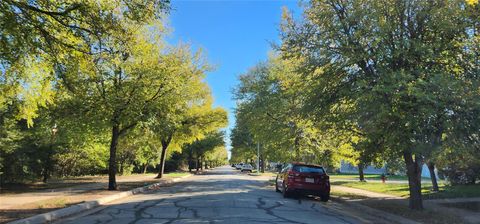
[9,174,193,224]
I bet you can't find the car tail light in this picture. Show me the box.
[287,171,295,179]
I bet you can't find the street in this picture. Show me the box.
[57,166,362,224]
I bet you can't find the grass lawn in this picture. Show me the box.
[331,181,480,199]
[248,171,277,177]
[424,184,480,199]
[1,172,191,194]
[163,172,191,178]
[329,173,381,179]
[329,173,430,181]
[330,188,369,200]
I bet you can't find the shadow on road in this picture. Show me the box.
[58,170,358,224]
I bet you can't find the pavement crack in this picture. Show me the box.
[164,197,201,224]
[256,197,306,224]
[129,199,163,224]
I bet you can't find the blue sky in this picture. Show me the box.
[167,0,301,157]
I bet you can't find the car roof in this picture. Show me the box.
[290,162,324,168]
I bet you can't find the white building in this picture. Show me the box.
[339,161,437,178]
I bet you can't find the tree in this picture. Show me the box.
[152,96,228,178]
[205,146,228,168]
[58,24,207,189]
[1,0,169,189]
[0,0,169,125]
[184,131,226,171]
[278,0,478,209]
[232,56,357,171]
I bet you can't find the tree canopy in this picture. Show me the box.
[0,0,228,191]
[231,0,480,210]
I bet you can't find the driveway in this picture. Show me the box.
[57,166,363,224]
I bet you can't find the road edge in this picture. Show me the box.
[8,174,193,224]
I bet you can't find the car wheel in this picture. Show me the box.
[320,193,330,202]
[275,178,281,192]
[282,183,290,198]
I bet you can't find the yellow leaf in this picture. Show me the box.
[466,0,479,5]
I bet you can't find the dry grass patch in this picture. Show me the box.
[359,199,464,224]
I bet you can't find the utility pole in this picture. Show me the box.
[257,142,260,174]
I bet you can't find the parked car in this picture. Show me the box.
[235,163,244,170]
[231,164,236,167]
[241,164,254,172]
[275,163,330,201]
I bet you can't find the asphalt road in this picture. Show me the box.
[58,166,362,224]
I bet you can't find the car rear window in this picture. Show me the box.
[293,165,325,174]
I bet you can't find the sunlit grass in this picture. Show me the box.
[37,198,69,209]
[249,171,276,176]
[331,181,480,199]
[329,173,380,179]
[329,173,430,181]
[163,172,190,178]
[424,184,480,199]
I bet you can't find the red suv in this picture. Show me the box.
[275,163,330,201]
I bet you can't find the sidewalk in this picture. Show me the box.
[0,173,189,223]
[0,174,161,209]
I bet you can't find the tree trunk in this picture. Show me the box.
[358,163,365,182]
[404,151,423,210]
[143,163,148,174]
[156,142,168,179]
[42,152,51,183]
[42,168,49,183]
[119,162,123,175]
[261,157,265,173]
[188,150,193,172]
[204,161,208,169]
[196,158,200,172]
[156,135,172,179]
[427,162,439,192]
[108,125,120,190]
[200,157,204,171]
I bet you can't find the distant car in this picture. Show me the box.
[235,163,244,170]
[241,164,253,172]
[275,163,330,201]
[231,164,236,167]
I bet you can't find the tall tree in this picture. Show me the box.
[152,95,228,179]
[59,24,202,190]
[233,57,357,169]
[185,131,226,171]
[279,0,478,209]
[0,0,169,125]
